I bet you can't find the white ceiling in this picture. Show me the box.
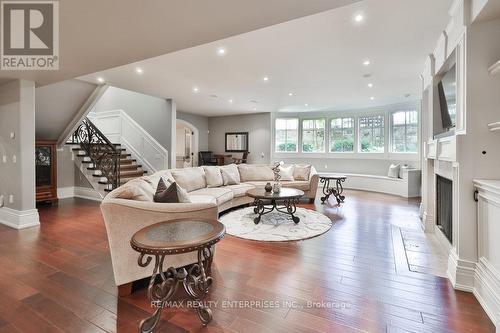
[79,0,452,116]
[0,0,358,86]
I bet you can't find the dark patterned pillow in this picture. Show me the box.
[153,178,179,203]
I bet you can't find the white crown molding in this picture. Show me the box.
[0,207,40,229]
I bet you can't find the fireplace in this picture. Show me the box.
[436,175,453,243]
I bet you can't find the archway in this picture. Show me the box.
[175,119,199,168]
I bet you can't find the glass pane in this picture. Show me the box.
[391,110,418,153]
[359,115,384,153]
[330,117,354,152]
[275,118,298,152]
[302,119,325,152]
[35,146,52,187]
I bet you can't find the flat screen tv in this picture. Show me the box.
[437,64,457,131]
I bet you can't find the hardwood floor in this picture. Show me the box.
[0,191,493,332]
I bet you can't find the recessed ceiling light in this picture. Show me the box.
[229,99,233,103]
[97,77,104,83]
[304,103,309,107]
[288,92,294,96]
[217,47,226,56]
[370,96,375,100]
[367,83,373,88]
[354,14,364,22]
[253,107,257,111]
[135,67,143,74]
[193,87,199,93]
[263,76,269,81]
[363,60,370,66]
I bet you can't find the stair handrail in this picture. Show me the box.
[68,117,121,190]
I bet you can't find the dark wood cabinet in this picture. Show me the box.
[36,140,58,204]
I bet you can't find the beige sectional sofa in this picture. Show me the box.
[100,163,318,291]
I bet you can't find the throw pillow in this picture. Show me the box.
[237,164,274,181]
[154,178,179,203]
[171,167,207,192]
[388,164,401,178]
[293,165,311,181]
[203,166,223,188]
[113,179,154,201]
[220,164,241,185]
[279,165,295,181]
[221,168,238,185]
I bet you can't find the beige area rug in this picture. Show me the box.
[219,207,333,241]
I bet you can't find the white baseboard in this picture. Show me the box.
[57,186,102,202]
[0,207,40,229]
[447,249,476,292]
[421,212,435,233]
[57,186,75,199]
[74,186,102,202]
[474,258,500,329]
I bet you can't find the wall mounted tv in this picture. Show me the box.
[437,64,457,133]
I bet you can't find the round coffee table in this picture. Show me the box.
[130,218,225,333]
[246,187,304,224]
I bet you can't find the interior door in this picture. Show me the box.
[183,129,193,167]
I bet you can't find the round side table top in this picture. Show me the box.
[318,174,347,179]
[246,187,304,200]
[131,218,225,255]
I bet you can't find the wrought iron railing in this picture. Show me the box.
[68,117,120,189]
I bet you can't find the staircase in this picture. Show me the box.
[68,118,147,198]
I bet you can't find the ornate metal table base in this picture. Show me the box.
[252,197,300,224]
[320,177,346,205]
[138,247,214,333]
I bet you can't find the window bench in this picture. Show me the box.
[323,169,421,198]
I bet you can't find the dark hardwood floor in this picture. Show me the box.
[0,191,493,332]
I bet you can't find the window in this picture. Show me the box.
[359,115,385,153]
[302,119,325,152]
[330,117,354,152]
[275,118,298,152]
[391,110,418,153]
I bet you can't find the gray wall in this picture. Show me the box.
[35,79,96,140]
[0,80,36,211]
[177,111,209,151]
[56,146,75,188]
[208,113,272,164]
[92,86,174,158]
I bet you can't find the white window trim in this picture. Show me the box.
[274,117,299,153]
[329,116,356,153]
[301,118,326,153]
[389,110,419,154]
[358,114,386,154]
[271,103,421,162]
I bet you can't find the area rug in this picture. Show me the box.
[219,207,333,241]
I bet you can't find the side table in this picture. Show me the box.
[319,174,347,205]
[130,218,225,332]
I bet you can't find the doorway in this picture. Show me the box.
[176,120,198,168]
